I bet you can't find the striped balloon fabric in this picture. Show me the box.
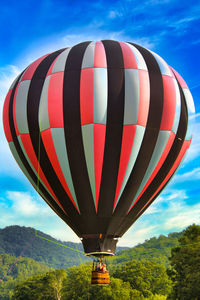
[3,40,195,255]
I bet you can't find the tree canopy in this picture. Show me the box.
[168,224,200,300]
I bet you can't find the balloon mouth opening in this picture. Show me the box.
[85,251,115,257]
[81,235,118,256]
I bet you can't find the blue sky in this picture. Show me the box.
[0,0,200,246]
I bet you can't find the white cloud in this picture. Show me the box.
[0,190,79,242]
[174,167,200,182]
[46,223,80,243]
[7,191,40,216]
[148,189,199,231]
[163,201,200,230]
[119,188,199,247]
[119,223,157,247]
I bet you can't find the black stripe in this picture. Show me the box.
[117,77,188,236]
[112,43,164,218]
[7,70,80,235]
[26,50,81,225]
[97,40,125,217]
[63,41,96,218]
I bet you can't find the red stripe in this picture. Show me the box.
[94,42,107,68]
[41,129,80,212]
[130,131,175,210]
[137,70,150,126]
[48,72,64,128]
[80,68,94,125]
[119,42,137,69]
[94,124,106,211]
[13,83,20,136]
[170,67,188,89]
[113,125,137,212]
[131,139,191,216]
[160,76,176,130]
[19,133,66,213]
[3,90,13,142]
[21,54,49,81]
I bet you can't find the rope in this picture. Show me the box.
[35,230,86,254]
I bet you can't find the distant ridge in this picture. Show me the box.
[0,225,182,269]
[0,226,128,269]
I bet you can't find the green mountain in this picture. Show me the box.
[112,232,182,267]
[0,226,128,269]
[0,225,184,299]
[0,225,183,271]
[0,225,89,269]
[0,253,51,300]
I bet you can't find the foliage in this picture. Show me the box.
[112,259,172,298]
[0,225,181,271]
[0,253,51,299]
[62,264,91,299]
[12,262,171,299]
[110,232,181,267]
[0,226,126,269]
[12,269,66,300]
[4,224,200,299]
[62,264,136,300]
[0,226,90,268]
[168,224,200,300]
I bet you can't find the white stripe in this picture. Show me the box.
[172,78,181,134]
[82,42,95,69]
[183,88,195,140]
[183,88,195,114]
[93,68,108,124]
[81,124,96,209]
[124,69,139,125]
[39,76,51,132]
[52,48,71,73]
[15,80,30,134]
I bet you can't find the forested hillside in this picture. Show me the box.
[0,226,128,269]
[0,253,51,299]
[0,226,90,268]
[111,232,182,267]
[0,226,181,269]
[0,224,199,299]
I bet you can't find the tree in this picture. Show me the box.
[168,224,200,300]
[112,259,172,298]
[62,264,137,300]
[12,269,67,300]
[90,278,137,300]
[62,264,91,300]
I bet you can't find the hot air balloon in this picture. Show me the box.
[3,40,195,285]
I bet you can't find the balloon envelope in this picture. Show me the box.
[3,40,195,256]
